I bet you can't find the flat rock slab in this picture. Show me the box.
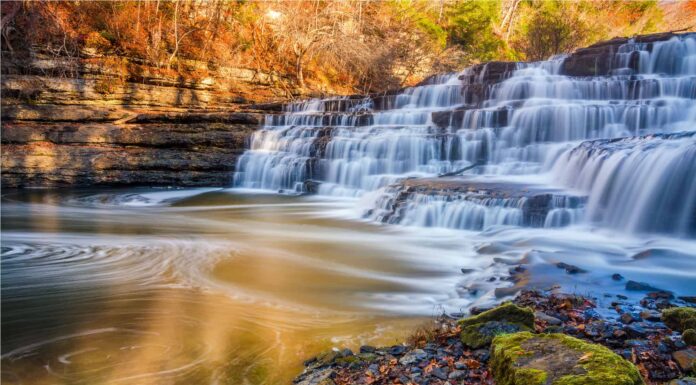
[491,332,644,385]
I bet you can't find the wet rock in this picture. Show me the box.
[469,306,494,315]
[556,262,587,274]
[294,367,334,385]
[626,280,663,292]
[388,345,407,356]
[448,369,467,380]
[490,332,643,385]
[535,311,562,325]
[429,367,449,380]
[669,378,696,385]
[495,286,522,298]
[625,324,648,338]
[460,268,475,274]
[663,307,696,346]
[359,345,376,354]
[613,273,625,281]
[458,303,534,348]
[673,348,696,372]
[663,307,696,332]
[621,313,637,324]
[680,297,696,305]
[398,349,427,365]
[640,310,662,322]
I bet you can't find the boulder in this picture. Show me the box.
[490,332,644,385]
[673,348,696,373]
[663,307,696,346]
[458,303,534,348]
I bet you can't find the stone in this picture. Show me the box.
[673,349,696,373]
[626,280,663,292]
[294,367,334,385]
[429,367,448,380]
[359,345,376,353]
[490,332,644,385]
[399,349,428,365]
[535,311,562,325]
[388,345,407,356]
[621,313,636,324]
[669,378,696,385]
[556,262,587,274]
[448,370,467,380]
[684,329,696,346]
[640,310,662,322]
[624,324,648,338]
[458,303,534,348]
[663,307,696,332]
[612,274,625,281]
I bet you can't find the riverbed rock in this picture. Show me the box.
[673,348,696,373]
[490,332,644,385]
[669,377,696,385]
[458,303,534,348]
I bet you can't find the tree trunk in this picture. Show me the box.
[296,53,305,88]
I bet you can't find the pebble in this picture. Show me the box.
[640,310,662,322]
[429,367,448,380]
[620,313,636,324]
[556,262,587,274]
[625,324,648,338]
[626,280,662,292]
[399,349,427,365]
[448,370,467,380]
[673,348,696,372]
[535,311,562,325]
[388,345,407,356]
[359,345,375,353]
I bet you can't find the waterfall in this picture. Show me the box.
[234,33,696,237]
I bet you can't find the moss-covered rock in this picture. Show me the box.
[663,307,696,346]
[685,329,696,346]
[490,332,644,385]
[458,303,534,348]
[663,307,696,331]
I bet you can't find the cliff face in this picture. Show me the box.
[1,112,258,187]
[1,53,279,188]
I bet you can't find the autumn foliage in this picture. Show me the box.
[1,0,693,95]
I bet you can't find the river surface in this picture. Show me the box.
[2,187,696,385]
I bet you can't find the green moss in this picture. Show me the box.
[459,303,535,328]
[491,332,644,385]
[663,307,696,332]
[458,303,535,348]
[515,368,548,385]
[684,329,696,346]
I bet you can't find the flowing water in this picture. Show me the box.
[3,35,696,384]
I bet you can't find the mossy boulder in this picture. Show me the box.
[458,303,534,348]
[490,332,644,385]
[663,307,696,346]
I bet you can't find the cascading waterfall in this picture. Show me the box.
[234,33,696,237]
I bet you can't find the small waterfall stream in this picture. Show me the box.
[234,34,696,237]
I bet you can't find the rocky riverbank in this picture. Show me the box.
[294,290,696,385]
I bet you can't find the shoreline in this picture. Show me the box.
[294,289,696,385]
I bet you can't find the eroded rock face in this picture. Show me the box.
[1,117,258,187]
[490,332,644,385]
